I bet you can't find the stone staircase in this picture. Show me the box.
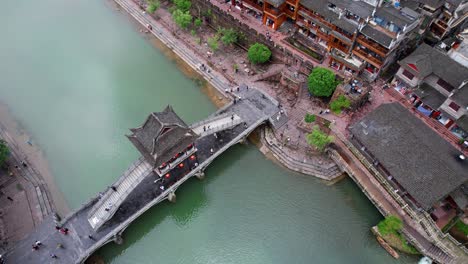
[88,158,152,229]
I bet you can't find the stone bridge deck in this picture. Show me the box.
[4,87,286,264]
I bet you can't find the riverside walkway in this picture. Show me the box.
[4,87,287,264]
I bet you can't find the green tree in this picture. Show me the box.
[307,67,339,97]
[304,113,316,123]
[218,28,238,45]
[194,18,202,28]
[306,126,333,152]
[146,0,160,13]
[247,43,271,64]
[172,9,192,29]
[173,0,191,12]
[377,215,403,236]
[0,140,10,167]
[330,95,351,114]
[208,35,219,51]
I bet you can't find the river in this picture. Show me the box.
[0,0,418,263]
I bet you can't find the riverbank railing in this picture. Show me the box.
[330,126,468,261]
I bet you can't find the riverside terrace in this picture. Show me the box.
[4,87,288,264]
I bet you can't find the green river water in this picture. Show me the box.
[0,0,418,263]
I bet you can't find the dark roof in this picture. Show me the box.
[450,184,468,209]
[399,44,468,88]
[418,0,445,9]
[414,83,448,109]
[447,0,463,12]
[375,5,419,28]
[349,103,468,210]
[456,115,468,132]
[300,0,339,21]
[451,83,468,106]
[127,106,198,167]
[300,0,366,34]
[264,0,285,8]
[328,0,374,18]
[361,25,394,48]
[331,18,359,34]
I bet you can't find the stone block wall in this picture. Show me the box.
[190,0,315,75]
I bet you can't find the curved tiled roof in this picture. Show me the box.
[127,106,198,167]
[349,103,468,210]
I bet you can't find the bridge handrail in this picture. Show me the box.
[196,118,243,138]
[78,116,269,263]
[190,112,234,129]
[90,163,154,230]
[86,157,147,219]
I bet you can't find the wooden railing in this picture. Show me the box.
[332,127,468,258]
[356,35,388,57]
[352,48,383,67]
[385,88,467,155]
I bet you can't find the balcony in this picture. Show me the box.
[435,19,449,29]
[242,0,263,11]
[356,35,389,57]
[352,48,383,68]
[330,49,364,71]
[265,6,280,16]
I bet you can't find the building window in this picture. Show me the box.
[448,102,460,111]
[402,69,414,80]
[436,78,454,92]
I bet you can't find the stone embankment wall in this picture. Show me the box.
[190,0,315,75]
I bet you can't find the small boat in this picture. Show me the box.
[376,236,400,259]
[418,256,432,264]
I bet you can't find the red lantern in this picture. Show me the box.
[179,163,184,168]
[165,173,170,178]
[190,155,196,160]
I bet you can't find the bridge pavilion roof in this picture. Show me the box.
[127,106,198,168]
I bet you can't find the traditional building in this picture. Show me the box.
[349,103,468,228]
[127,106,199,178]
[428,0,468,40]
[392,43,468,139]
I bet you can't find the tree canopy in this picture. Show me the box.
[0,140,10,167]
[377,215,403,236]
[173,0,191,12]
[247,43,271,64]
[146,0,160,13]
[330,95,351,114]
[194,18,202,28]
[307,67,339,97]
[304,113,316,123]
[172,9,192,29]
[218,28,238,45]
[306,126,333,152]
[207,35,219,51]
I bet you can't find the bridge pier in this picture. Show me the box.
[168,192,176,203]
[195,171,205,180]
[114,234,123,245]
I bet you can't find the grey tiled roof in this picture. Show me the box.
[360,25,393,48]
[127,106,198,167]
[456,115,468,132]
[264,0,285,8]
[328,0,374,18]
[414,82,448,109]
[450,183,468,209]
[349,103,468,210]
[451,83,468,106]
[331,18,359,34]
[418,0,445,8]
[375,5,419,28]
[399,44,468,88]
